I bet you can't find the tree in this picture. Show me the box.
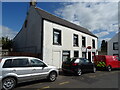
[101,40,107,53]
[2,37,13,51]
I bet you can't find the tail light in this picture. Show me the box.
[72,63,78,66]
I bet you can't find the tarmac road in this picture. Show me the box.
[15,69,120,90]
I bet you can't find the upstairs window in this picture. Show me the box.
[82,36,86,47]
[73,34,78,46]
[53,29,61,45]
[92,39,95,48]
[113,42,118,50]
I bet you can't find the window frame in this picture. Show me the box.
[53,29,62,45]
[92,39,95,48]
[82,52,86,59]
[74,51,79,57]
[3,59,12,68]
[113,54,119,56]
[113,42,118,50]
[82,36,86,47]
[62,50,70,62]
[73,34,79,47]
[10,58,30,68]
[30,59,47,67]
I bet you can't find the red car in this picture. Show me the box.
[94,55,120,71]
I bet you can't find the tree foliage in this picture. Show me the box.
[2,37,13,51]
[101,40,107,52]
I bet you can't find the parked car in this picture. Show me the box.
[62,57,96,76]
[0,56,58,90]
[94,55,120,71]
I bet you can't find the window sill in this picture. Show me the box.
[53,43,62,46]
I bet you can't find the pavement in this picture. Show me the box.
[15,69,120,90]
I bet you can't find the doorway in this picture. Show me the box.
[88,52,91,62]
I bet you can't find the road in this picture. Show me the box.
[15,69,120,90]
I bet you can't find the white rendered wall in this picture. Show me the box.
[43,20,98,68]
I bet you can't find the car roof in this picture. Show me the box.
[1,56,41,60]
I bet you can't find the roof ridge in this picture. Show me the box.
[35,7,97,38]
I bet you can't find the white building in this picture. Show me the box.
[13,2,98,68]
[108,32,119,56]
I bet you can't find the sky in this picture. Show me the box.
[1,2,119,47]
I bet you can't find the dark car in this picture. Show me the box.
[62,57,96,76]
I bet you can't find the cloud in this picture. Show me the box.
[55,2,119,47]
[0,25,18,39]
[95,31,109,37]
[55,2,118,44]
[99,38,111,41]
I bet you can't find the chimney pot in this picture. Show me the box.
[30,0,37,6]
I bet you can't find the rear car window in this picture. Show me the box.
[64,58,77,63]
[11,59,29,67]
[3,59,12,68]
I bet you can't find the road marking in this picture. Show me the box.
[42,86,50,89]
[89,75,96,78]
[37,86,50,90]
[59,81,69,85]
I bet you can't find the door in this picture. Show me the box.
[30,59,50,79]
[53,51,61,68]
[88,52,91,62]
[10,58,32,82]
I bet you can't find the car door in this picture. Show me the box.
[83,59,94,72]
[10,58,33,82]
[29,59,50,80]
[79,58,88,72]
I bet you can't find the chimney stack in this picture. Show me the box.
[30,0,37,7]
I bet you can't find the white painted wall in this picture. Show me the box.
[108,33,118,55]
[43,20,98,68]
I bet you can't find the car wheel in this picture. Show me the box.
[48,72,57,82]
[76,68,82,76]
[107,66,112,72]
[92,67,96,73]
[2,77,16,90]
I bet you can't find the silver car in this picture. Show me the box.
[0,56,58,90]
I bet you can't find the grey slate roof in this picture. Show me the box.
[35,8,97,38]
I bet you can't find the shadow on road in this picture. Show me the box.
[16,79,49,88]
